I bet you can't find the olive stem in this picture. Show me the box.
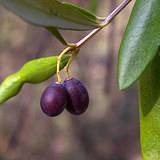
[64,49,79,79]
[56,0,133,82]
[56,47,72,83]
[64,56,73,79]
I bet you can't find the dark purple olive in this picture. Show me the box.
[40,83,68,117]
[63,78,89,115]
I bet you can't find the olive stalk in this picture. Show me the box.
[64,48,80,79]
[56,0,133,82]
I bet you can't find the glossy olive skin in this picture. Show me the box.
[40,83,68,117]
[63,78,89,115]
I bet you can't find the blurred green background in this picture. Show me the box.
[0,0,140,160]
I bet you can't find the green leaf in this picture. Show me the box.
[46,27,67,45]
[139,52,160,160]
[0,55,70,104]
[118,0,160,90]
[0,0,105,30]
[89,0,98,14]
[0,73,24,104]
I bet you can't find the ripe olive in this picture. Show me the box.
[40,83,68,117]
[63,78,89,115]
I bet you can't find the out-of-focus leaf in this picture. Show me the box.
[139,53,160,160]
[46,27,67,45]
[89,0,98,13]
[0,0,105,30]
[118,0,160,90]
[0,55,70,104]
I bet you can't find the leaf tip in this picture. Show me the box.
[119,80,128,91]
[118,74,132,91]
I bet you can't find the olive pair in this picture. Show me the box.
[40,78,89,117]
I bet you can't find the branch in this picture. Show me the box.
[76,0,133,48]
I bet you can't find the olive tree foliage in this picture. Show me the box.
[0,0,160,159]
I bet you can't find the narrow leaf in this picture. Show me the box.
[46,27,67,45]
[89,0,98,13]
[0,0,105,30]
[139,52,160,160]
[0,73,24,104]
[118,0,160,90]
[0,55,70,104]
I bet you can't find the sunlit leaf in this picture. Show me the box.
[139,53,160,160]
[0,55,70,104]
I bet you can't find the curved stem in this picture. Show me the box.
[56,47,71,83]
[64,48,79,79]
[56,0,133,82]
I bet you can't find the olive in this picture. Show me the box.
[63,78,89,115]
[40,83,68,117]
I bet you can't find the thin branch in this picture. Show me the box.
[57,0,133,81]
[76,0,133,48]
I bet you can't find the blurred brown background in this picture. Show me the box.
[0,0,140,160]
